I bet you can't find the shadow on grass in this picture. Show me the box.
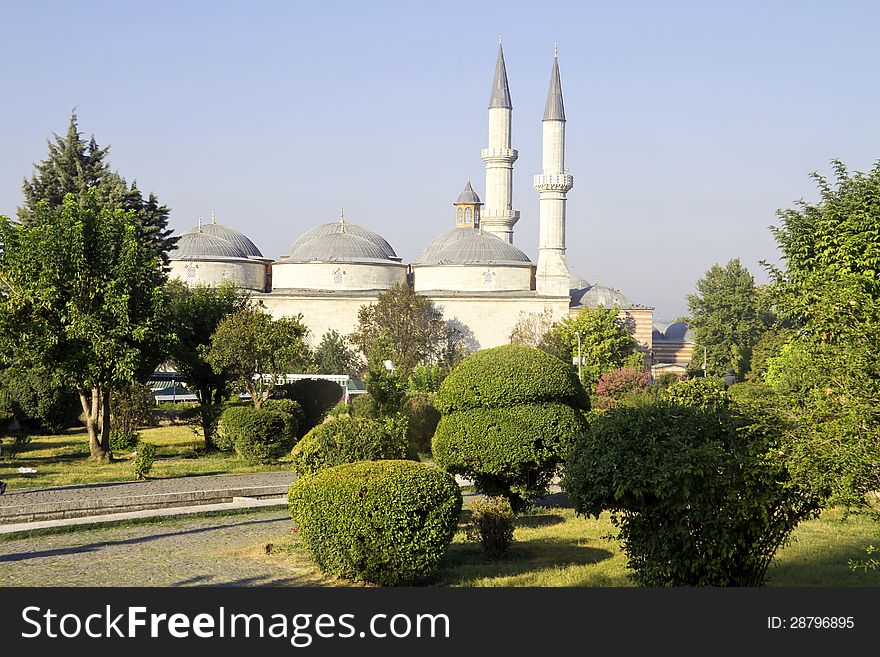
[766,538,880,587]
[515,514,565,529]
[434,536,614,585]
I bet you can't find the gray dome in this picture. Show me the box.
[286,231,393,263]
[171,232,248,260]
[455,180,481,204]
[183,223,263,258]
[569,272,591,289]
[287,222,398,260]
[416,228,532,265]
[653,321,694,343]
[572,284,633,308]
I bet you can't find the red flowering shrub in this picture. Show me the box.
[596,368,649,400]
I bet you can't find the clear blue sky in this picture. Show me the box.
[1,0,878,319]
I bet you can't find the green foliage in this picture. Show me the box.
[662,376,730,411]
[0,192,172,459]
[349,393,376,418]
[216,405,297,463]
[132,441,157,480]
[551,306,638,388]
[403,392,440,455]
[274,378,344,437]
[204,308,311,408]
[433,402,587,509]
[687,259,773,378]
[350,283,446,379]
[166,279,249,449]
[595,368,649,401]
[407,363,445,393]
[763,160,880,506]
[0,366,82,434]
[467,496,516,559]
[564,401,820,586]
[109,381,153,452]
[435,344,589,414]
[314,329,361,376]
[747,326,794,381]
[261,398,304,442]
[363,331,407,417]
[327,401,350,419]
[290,416,411,477]
[288,460,462,585]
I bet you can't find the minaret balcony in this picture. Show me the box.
[481,147,519,162]
[533,173,574,192]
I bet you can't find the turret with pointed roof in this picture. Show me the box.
[454,180,482,229]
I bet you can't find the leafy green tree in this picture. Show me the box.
[687,259,773,379]
[166,279,249,449]
[0,194,171,460]
[314,329,361,376]
[549,306,638,388]
[764,160,880,506]
[203,308,311,409]
[351,283,445,378]
[363,331,407,418]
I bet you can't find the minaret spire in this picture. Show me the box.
[482,39,519,243]
[535,46,574,297]
[211,209,216,224]
[339,207,345,233]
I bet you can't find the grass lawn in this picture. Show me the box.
[0,423,289,490]
[260,502,880,587]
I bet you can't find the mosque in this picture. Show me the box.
[168,42,694,374]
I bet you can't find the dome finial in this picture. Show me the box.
[554,42,558,58]
[499,33,502,45]
[211,209,216,225]
[339,207,345,233]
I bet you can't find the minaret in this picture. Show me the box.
[534,46,574,297]
[481,37,519,244]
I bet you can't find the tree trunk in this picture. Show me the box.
[80,386,110,461]
[199,385,215,451]
[99,389,112,456]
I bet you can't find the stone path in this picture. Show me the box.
[0,508,307,586]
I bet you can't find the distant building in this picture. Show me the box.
[169,41,688,371]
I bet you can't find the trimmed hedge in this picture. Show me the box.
[433,403,587,505]
[290,416,410,477]
[435,344,589,414]
[288,460,462,585]
[217,405,298,463]
[275,379,344,436]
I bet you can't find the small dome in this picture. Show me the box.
[171,232,248,260]
[652,320,695,343]
[572,284,633,308]
[183,223,263,258]
[569,272,591,289]
[286,231,393,263]
[455,180,481,205]
[416,228,531,265]
[287,222,398,260]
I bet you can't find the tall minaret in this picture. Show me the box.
[534,46,574,297]
[480,37,519,244]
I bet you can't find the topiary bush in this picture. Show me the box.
[433,344,589,510]
[563,401,820,586]
[262,398,304,441]
[467,496,515,559]
[132,441,157,480]
[349,393,376,418]
[435,343,589,413]
[275,379,344,437]
[217,404,298,463]
[288,460,462,585]
[290,416,411,477]
[404,392,440,455]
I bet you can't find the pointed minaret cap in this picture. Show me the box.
[543,46,565,121]
[455,179,482,205]
[489,39,512,109]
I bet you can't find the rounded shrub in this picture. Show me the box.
[262,398,303,441]
[217,405,297,463]
[288,460,462,585]
[467,496,515,559]
[435,344,589,414]
[433,403,587,505]
[350,393,376,418]
[290,416,410,477]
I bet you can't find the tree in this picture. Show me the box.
[350,283,446,377]
[764,160,880,506]
[203,308,312,409]
[549,306,638,388]
[0,193,171,460]
[314,330,361,376]
[166,279,249,449]
[687,259,773,379]
[509,307,557,347]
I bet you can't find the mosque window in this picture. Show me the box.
[333,269,344,285]
[466,208,472,224]
[185,264,197,279]
[483,270,495,286]
[457,208,463,224]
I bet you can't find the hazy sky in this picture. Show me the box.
[2,0,878,319]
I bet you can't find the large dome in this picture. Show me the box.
[287,222,398,261]
[653,321,694,343]
[572,284,633,308]
[183,223,264,258]
[416,228,531,265]
[171,232,249,260]
[286,231,394,263]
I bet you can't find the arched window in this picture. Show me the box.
[465,208,472,224]
[457,207,463,224]
[483,270,495,286]
[333,269,344,285]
